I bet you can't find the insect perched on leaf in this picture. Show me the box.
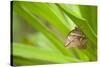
[64,27,87,48]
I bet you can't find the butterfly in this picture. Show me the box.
[64,27,87,48]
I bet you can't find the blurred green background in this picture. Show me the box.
[12,1,97,66]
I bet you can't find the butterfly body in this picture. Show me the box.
[65,27,87,48]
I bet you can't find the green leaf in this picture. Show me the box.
[19,2,70,35]
[57,4,97,44]
[57,4,97,61]
[13,43,81,64]
[13,1,74,57]
[79,5,97,34]
[71,48,89,61]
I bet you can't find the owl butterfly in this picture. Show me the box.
[64,27,87,48]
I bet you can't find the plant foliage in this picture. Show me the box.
[12,1,97,66]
